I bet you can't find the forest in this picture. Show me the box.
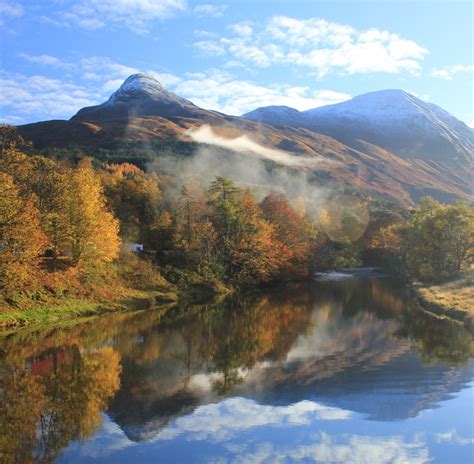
[0,125,472,325]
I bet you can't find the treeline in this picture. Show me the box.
[373,197,473,283]
[0,127,319,307]
[0,128,121,302]
[1,125,473,311]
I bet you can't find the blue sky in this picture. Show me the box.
[0,0,473,126]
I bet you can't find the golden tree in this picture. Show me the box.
[66,158,120,268]
[0,173,47,297]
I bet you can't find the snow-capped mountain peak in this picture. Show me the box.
[71,73,215,122]
[303,89,423,120]
[108,74,165,103]
[244,89,473,162]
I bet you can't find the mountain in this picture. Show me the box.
[72,73,224,122]
[244,89,474,163]
[243,105,302,127]
[17,75,473,205]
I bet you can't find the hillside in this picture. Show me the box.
[244,89,474,163]
[17,74,473,205]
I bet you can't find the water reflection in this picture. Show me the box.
[0,277,472,463]
[0,347,121,464]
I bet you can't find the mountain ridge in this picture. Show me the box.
[16,74,473,205]
[72,73,225,123]
[244,89,474,163]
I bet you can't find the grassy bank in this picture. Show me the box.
[0,289,179,331]
[0,253,235,331]
[0,254,180,330]
[413,269,474,334]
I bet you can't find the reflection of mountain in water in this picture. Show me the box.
[104,278,473,441]
[244,351,474,422]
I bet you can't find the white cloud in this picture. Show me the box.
[19,53,73,70]
[173,69,351,115]
[225,433,429,464]
[228,22,253,37]
[2,58,350,122]
[61,0,187,33]
[153,397,352,443]
[0,56,142,122]
[194,16,428,77]
[60,415,136,460]
[194,4,227,18]
[194,29,218,38]
[404,89,430,102]
[435,430,474,445]
[19,53,140,79]
[431,65,474,80]
[0,1,23,17]
[0,114,25,124]
[141,397,428,464]
[80,57,139,79]
[147,71,182,87]
[194,40,226,56]
[0,73,104,122]
[19,53,140,80]
[101,79,126,93]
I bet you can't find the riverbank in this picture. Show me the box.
[0,283,178,331]
[413,269,474,335]
[0,254,178,330]
[0,254,235,331]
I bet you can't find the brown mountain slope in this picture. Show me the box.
[17,74,472,205]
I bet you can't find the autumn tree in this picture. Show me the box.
[0,173,47,297]
[101,163,161,245]
[24,156,71,263]
[66,158,120,268]
[260,193,317,278]
[0,347,122,463]
[0,130,72,264]
[208,178,281,284]
[0,124,31,156]
[376,197,474,282]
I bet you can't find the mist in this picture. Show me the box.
[186,124,323,168]
[146,125,339,223]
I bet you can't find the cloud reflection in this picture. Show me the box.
[153,398,352,443]
[225,432,429,464]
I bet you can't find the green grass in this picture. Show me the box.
[0,289,179,332]
[0,298,107,329]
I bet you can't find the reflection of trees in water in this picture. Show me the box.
[0,347,121,464]
[395,303,474,365]
[311,278,407,320]
[197,291,313,394]
[1,278,471,457]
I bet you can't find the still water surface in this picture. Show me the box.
[1,276,473,463]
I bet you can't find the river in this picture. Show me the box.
[0,275,473,463]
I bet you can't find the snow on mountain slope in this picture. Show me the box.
[72,74,222,122]
[17,76,473,205]
[244,90,474,163]
[243,105,302,127]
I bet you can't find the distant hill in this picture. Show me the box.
[244,89,474,163]
[17,74,473,205]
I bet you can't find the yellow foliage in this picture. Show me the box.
[67,158,121,267]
